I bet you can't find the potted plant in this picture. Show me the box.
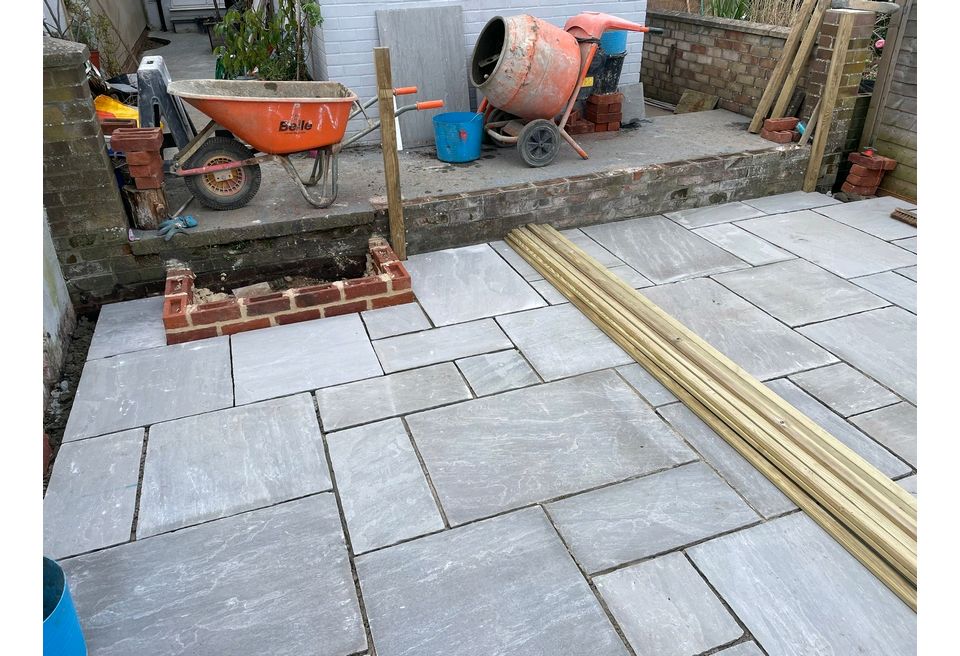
[45,0,120,75]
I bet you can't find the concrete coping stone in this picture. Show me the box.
[43,37,89,68]
[647,10,791,41]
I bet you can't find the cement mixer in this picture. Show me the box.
[471,12,662,167]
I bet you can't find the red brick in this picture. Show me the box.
[849,164,879,177]
[370,246,397,269]
[294,283,342,307]
[383,262,411,290]
[110,127,163,152]
[876,155,897,171]
[587,92,624,107]
[847,152,885,170]
[585,109,621,123]
[847,170,884,187]
[128,160,164,178]
[763,117,799,132]
[276,308,323,325]
[220,318,272,335]
[595,122,608,132]
[166,326,219,345]
[791,130,801,142]
[343,277,388,300]
[164,275,193,297]
[760,128,794,144]
[369,291,416,309]
[244,292,292,316]
[189,299,242,325]
[134,174,164,190]
[606,121,621,132]
[125,151,161,166]
[323,300,368,317]
[162,296,189,329]
[841,181,878,196]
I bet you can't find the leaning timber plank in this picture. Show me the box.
[799,99,821,146]
[772,0,832,119]
[748,0,821,133]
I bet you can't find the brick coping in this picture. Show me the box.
[647,10,791,40]
[161,237,413,344]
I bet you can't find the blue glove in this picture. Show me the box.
[158,215,198,241]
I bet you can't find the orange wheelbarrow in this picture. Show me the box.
[166,80,443,210]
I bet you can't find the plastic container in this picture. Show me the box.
[600,30,628,55]
[43,557,87,656]
[433,112,483,163]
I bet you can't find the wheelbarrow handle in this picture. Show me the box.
[415,100,445,110]
[641,26,664,34]
[394,86,418,96]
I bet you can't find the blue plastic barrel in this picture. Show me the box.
[44,557,87,656]
[600,30,628,54]
[433,112,483,163]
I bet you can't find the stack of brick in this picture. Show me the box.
[760,117,800,144]
[841,151,897,197]
[586,92,623,132]
[566,109,595,136]
[110,127,165,190]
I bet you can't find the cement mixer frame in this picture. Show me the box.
[473,12,662,167]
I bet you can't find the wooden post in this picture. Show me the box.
[374,47,406,261]
[771,0,831,119]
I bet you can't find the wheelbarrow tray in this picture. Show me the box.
[167,80,358,155]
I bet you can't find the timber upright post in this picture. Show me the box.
[374,47,407,260]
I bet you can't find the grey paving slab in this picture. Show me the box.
[406,370,695,524]
[716,643,765,656]
[850,402,917,468]
[64,337,233,441]
[560,228,625,268]
[766,379,912,477]
[899,474,917,496]
[740,190,840,214]
[798,306,916,403]
[64,495,366,656]
[813,196,917,240]
[609,264,654,288]
[595,552,742,656]
[789,362,900,417]
[490,239,542,281]
[688,513,916,656]
[497,304,633,381]
[896,265,917,281]
[737,210,916,278]
[583,215,748,284]
[404,244,545,326]
[642,278,837,380]
[693,223,794,266]
[851,270,917,313]
[530,278,569,305]
[658,404,795,518]
[547,462,759,573]
[137,394,331,538]
[360,302,431,340]
[373,319,513,373]
[87,297,166,360]
[713,259,886,326]
[456,349,540,396]
[617,363,678,407]
[327,418,444,554]
[355,507,628,656]
[316,362,471,431]
[43,429,143,560]
[232,314,382,405]
[665,201,766,228]
[892,236,917,253]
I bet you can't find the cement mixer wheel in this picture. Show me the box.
[517,119,560,167]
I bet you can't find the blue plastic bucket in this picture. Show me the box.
[600,30,628,55]
[44,558,87,656]
[433,112,483,163]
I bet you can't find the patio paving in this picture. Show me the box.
[49,194,917,655]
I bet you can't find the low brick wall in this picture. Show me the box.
[162,238,413,344]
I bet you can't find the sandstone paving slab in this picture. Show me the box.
[736,210,916,279]
[87,297,167,360]
[716,642,765,656]
[693,223,794,266]
[361,302,431,340]
[595,552,742,656]
[316,362,471,431]
[546,462,759,573]
[850,402,917,468]
[583,215,748,284]
[373,319,513,373]
[789,362,900,417]
[406,370,695,525]
[404,244,545,326]
[455,349,539,396]
[63,495,366,656]
[327,418,444,554]
[813,196,917,241]
[740,190,840,214]
[232,314,382,405]
[852,271,917,313]
[665,201,766,228]
[137,394,330,538]
[642,278,837,380]
[608,264,654,288]
[560,228,625,268]
[616,363,678,407]
[899,474,917,496]
[658,404,795,518]
[798,306,916,403]
[687,513,916,656]
[531,279,568,305]
[713,259,886,326]
[64,337,233,441]
[355,507,629,656]
[766,379,912,477]
[490,239,543,281]
[892,236,917,253]
[896,265,917,281]
[497,304,633,381]
[43,429,143,560]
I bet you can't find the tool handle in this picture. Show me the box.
[394,86,418,96]
[416,100,445,110]
[643,27,664,34]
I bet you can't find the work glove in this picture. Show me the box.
[158,215,198,241]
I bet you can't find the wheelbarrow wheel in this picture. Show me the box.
[184,136,261,211]
[517,119,560,167]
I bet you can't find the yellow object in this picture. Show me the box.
[94,95,140,124]
[581,76,594,87]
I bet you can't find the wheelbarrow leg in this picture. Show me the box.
[278,150,339,208]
